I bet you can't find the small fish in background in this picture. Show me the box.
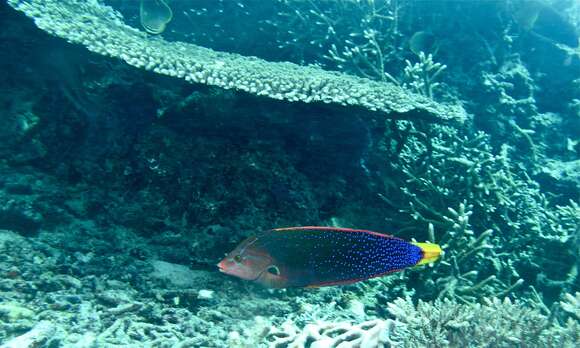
[140,0,173,35]
[218,226,441,288]
[409,30,438,56]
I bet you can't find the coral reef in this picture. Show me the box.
[561,292,580,321]
[0,0,579,347]
[399,52,447,98]
[274,0,405,81]
[266,319,399,348]
[266,297,579,347]
[6,0,466,124]
[373,120,579,304]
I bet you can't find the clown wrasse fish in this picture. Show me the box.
[217,226,441,288]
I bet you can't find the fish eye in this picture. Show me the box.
[266,265,280,276]
[233,254,243,263]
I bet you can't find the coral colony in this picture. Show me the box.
[1,0,579,346]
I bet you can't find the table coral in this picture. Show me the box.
[6,0,466,124]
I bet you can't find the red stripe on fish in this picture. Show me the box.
[272,226,403,240]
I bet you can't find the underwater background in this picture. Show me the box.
[0,0,579,347]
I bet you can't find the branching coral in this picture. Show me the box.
[387,297,475,347]
[266,318,402,348]
[265,296,580,347]
[271,1,450,101]
[377,123,578,303]
[425,203,522,303]
[272,0,405,82]
[561,292,580,321]
[400,52,447,98]
[389,296,579,347]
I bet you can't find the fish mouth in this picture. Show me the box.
[216,259,228,273]
[216,259,262,281]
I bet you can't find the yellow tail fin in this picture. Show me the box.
[412,242,442,265]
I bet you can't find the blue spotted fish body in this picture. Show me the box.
[217,226,442,288]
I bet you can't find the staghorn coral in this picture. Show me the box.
[6,0,465,124]
[266,318,403,348]
[377,123,578,303]
[266,296,580,347]
[272,1,447,100]
[423,203,522,303]
[399,52,447,99]
[387,296,579,347]
[561,292,580,321]
[272,0,405,82]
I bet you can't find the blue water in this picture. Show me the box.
[0,0,578,346]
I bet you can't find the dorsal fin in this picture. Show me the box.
[271,226,402,240]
